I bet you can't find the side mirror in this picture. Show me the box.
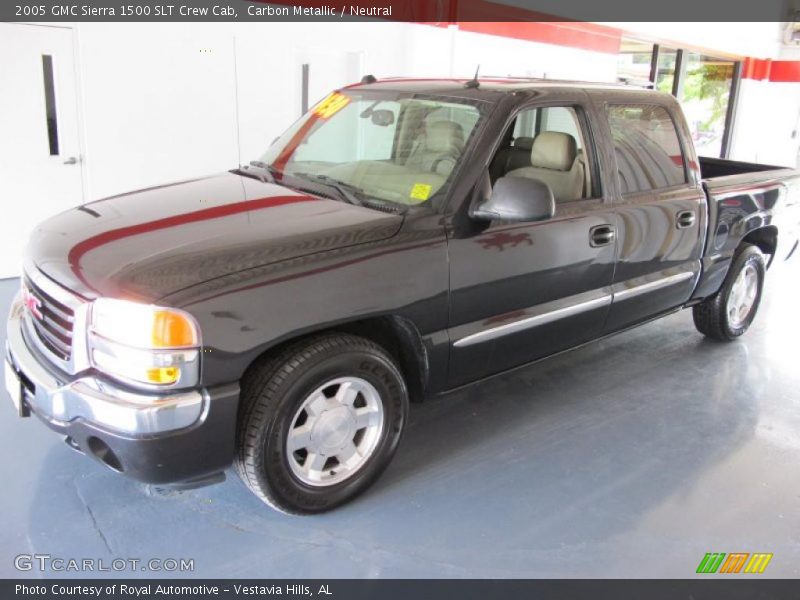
[371,110,395,127]
[471,176,555,222]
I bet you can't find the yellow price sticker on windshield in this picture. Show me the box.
[313,92,350,119]
[409,183,432,202]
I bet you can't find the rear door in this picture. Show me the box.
[445,92,617,387]
[593,93,707,332]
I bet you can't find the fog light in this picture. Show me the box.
[146,366,181,385]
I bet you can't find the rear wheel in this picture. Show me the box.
[693,244,765,341]
[235,334,408,514]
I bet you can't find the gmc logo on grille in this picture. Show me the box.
[22,285,43,321]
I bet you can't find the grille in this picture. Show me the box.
[23,276,75,361]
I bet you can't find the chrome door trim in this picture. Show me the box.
[451,269,698,348]
[453,293,612,348]
[611,271,695,302]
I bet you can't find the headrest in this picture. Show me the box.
[513,136,535,150]
[424,121,465,153]
[531,132,577,171]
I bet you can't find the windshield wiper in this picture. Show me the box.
[292,172,365,207]
[291,172,407,214]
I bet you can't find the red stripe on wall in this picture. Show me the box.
[742,58,800,83]
[743,58,772,80]
[766,61,800,83]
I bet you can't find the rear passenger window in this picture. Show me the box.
[607,104,687,194]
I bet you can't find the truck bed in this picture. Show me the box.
[698,156,792,180]
[699,155,800,199]
[693,156,800,301]
[699,156,789,180]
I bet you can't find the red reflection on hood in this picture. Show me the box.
[67,194,316,292]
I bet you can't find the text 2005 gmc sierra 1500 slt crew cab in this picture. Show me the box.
[5,77,800,513]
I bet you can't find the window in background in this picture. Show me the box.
[41,54,59,155]
[679,53,736,158]
[617,38,655,86]
[615,36,741,159]
[654,48,679,94]
[511,106,584,149]
[541,107,584,150]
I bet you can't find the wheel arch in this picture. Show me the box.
[240,314,429,404]
[740,225,778,267]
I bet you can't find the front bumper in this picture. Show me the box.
[6,293,239,485]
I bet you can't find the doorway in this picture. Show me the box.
[0,24,84,278]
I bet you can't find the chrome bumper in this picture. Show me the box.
[5,292,206,435]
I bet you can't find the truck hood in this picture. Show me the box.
[27,172,403,301]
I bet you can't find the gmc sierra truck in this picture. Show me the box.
[5,78,799,514]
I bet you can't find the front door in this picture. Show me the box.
[446,101,616,387]
[0,24,84,278]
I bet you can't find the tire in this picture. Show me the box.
[235,333,408,514]
[693,244,765,341]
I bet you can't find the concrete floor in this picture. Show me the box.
[1,264,798,579]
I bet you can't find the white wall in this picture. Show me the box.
[451,29,618,81]
[732,79,800,166]
[75,23,240,200]
[70,21,466,200]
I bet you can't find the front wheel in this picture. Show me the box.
[693,244,765,341]
[235,334,408,514]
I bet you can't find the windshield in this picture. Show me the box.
[259,90,484,206]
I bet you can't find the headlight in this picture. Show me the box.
[88,298,201,389]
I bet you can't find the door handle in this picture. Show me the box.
[590,224,616,247]
[63,156,79,165]
[676,210,696,229]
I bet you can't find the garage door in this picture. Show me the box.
[0,24,84,279]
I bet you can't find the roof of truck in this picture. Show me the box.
[343,76,662,101]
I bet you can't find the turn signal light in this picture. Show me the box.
[152,310,198,348]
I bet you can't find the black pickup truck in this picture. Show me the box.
[5,78,800,513]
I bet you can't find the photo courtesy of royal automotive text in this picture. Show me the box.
[0,0,799,598]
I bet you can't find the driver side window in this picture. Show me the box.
[491,105,593,203]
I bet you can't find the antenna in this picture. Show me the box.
[465,65,480,89]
